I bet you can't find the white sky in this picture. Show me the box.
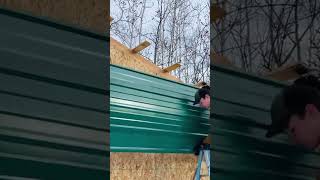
[110,0,210,44]
[110,0,210,84]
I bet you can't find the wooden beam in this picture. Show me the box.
[131,40,151,54]
[162,63,181,73]
[265,64,309,81]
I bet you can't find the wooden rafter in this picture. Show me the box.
[162,63,181,73]
[131,40,151,54]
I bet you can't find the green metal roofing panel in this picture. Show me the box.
[0,8,109,179]
[110,65,210,153]
[211,64,320,179]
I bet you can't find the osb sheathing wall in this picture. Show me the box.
[0,0,108,34]
[110,38,181,82]
[110,153,209,180]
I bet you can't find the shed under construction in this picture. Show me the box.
[110,37,210,179]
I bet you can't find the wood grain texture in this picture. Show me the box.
[0,0,108,34]
[110,152,209,180]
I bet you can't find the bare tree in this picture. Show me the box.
[111,0,210,84]
[212,0,320,75]
[111,0,150,48]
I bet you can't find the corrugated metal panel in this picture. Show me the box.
[211,64,320,179]
[110,65,210,153]
[0,8,109,179]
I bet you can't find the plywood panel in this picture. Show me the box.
[110,153,209,180]
[110,153,156,171]
[0,0,108,34]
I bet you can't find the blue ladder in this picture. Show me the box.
[193,144,210,180]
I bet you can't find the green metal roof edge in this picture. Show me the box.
[211,63,289,88]
[0,7,108,41]
[111,64,198,89]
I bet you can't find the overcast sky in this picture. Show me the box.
[110,0,209,46]
[110,0,210,84]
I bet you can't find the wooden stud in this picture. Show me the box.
[162,63,181,73]
[131,40,151,54]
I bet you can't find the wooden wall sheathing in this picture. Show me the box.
[110,153,209,180]
[0,0,108,34]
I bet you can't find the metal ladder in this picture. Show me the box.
[193,144,210,180]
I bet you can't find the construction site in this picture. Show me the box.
[109,0,211,179]
[109,35,210,179]
[2,0,320,180]
[109,1,320,179]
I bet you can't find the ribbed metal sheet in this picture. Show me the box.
[110,65,210,153]
[211,64,320,179]
[0,8,109,179]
